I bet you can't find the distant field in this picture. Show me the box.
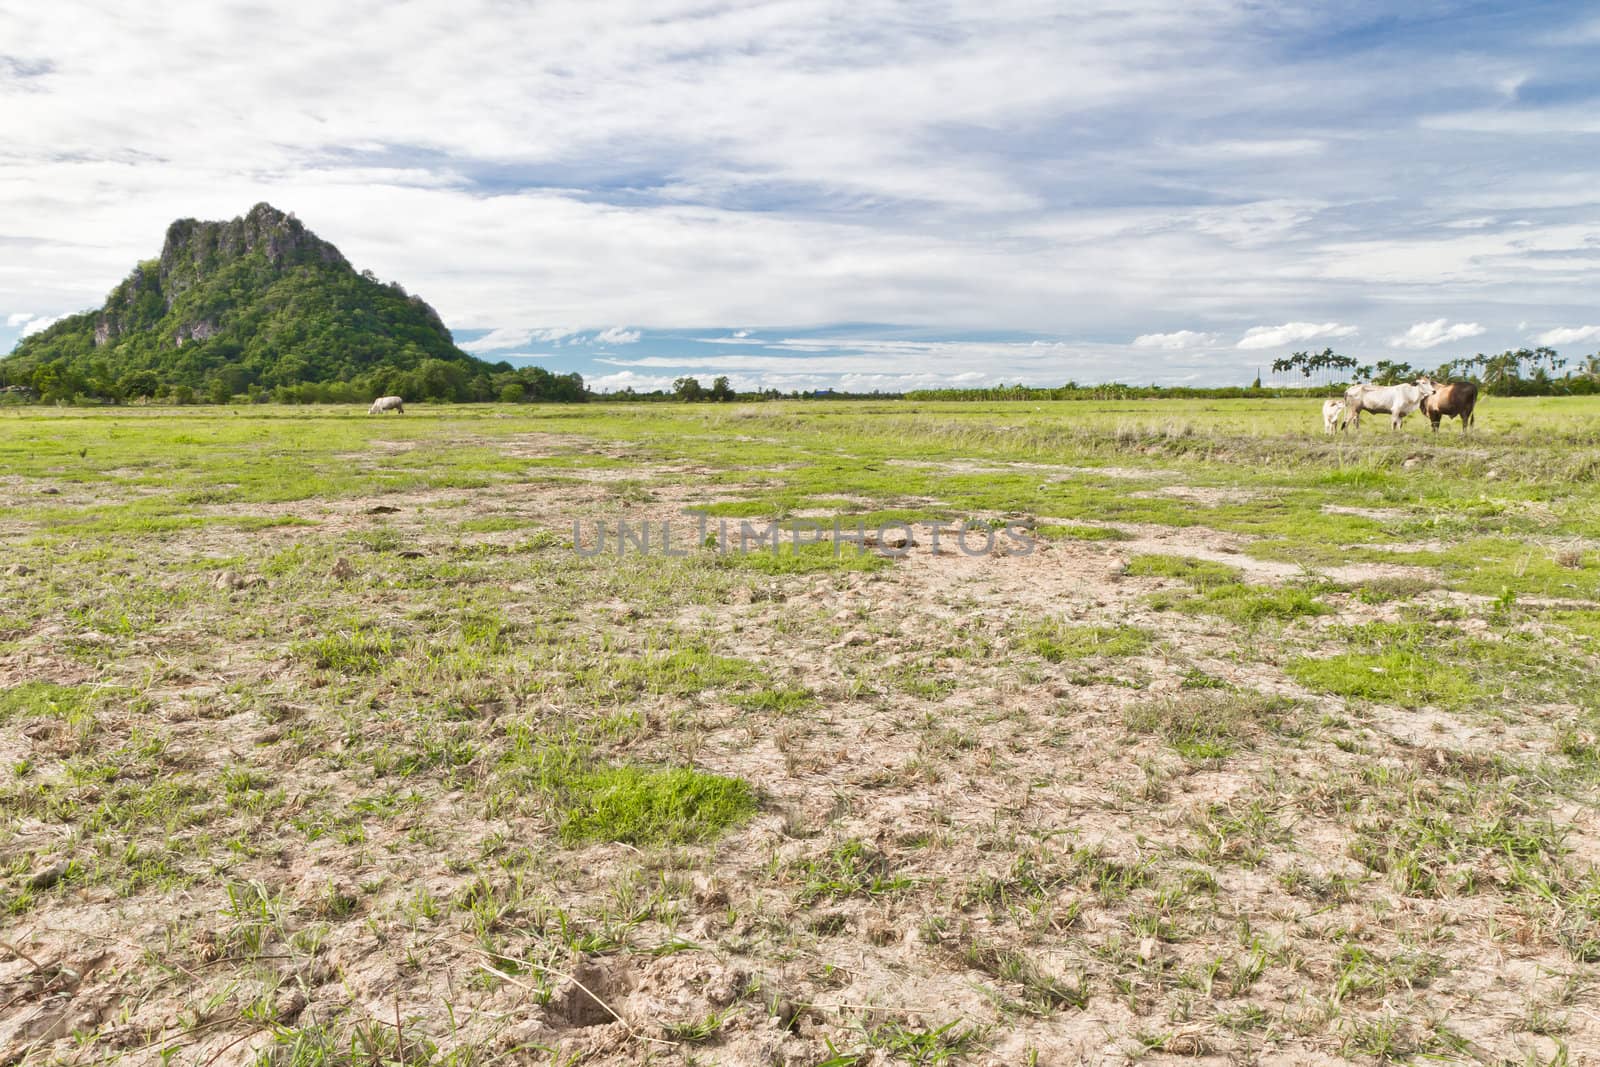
[2,398,1598,1065]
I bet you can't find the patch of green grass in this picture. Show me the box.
[1314,466,1397,490]
[1282,620,1572,711]
[1125,554,1243,588]
[1035,523,1132,542]
[731,686,818,714]
[556,764,755,845]
[1544,608,1600,643]
[500,740,755,845]
[719,538,892,575]
[457,515,528,533]
[845,507,953,529]
[1179,667,1230,690]
[1125,691,1301,760]
[578,645,767,698]
[1253,537,1600,600]
[1149,581,1331,625]
[694,497,799,518]
[0,682,98,724]
[1021,621,1149,662]
[1290,647,1483,709]
[292,627,397,673]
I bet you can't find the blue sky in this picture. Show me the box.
[3,1,1599,390]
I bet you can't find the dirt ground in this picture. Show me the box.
[2,405,1599,1066]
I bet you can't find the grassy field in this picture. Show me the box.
[1,396,1598,1065]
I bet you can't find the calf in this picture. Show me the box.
[1322,397,1346,434]
[1417,379,1477,432]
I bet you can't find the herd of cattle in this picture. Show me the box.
[1321,377,1478,434]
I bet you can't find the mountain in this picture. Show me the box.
[1,204,584,404]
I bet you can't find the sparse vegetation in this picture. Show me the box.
[2,397,1598,1063]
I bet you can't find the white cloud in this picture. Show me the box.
[1535,324,1600,346]
[19,315,61,337]
[1201,139,1326,159]
[1236,322,1356,351]
[698,333,767,345]
[594,326,641,345]
[6,312,34,327]
[1422,108,1600,136]
[1195,203,1323,245]
[1132,329,1217,349]
[461,326,579,352]
[1387,319,1485,350]
[1316,223,1600,287]
[460,327,535,353]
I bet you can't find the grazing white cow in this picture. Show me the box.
[368,395,405,414]
[1342,379,1435,431]
[1322,397,1346,434]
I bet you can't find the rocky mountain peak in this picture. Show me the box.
[159,202,349,283]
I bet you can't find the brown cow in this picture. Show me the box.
[1417,378,1477,433]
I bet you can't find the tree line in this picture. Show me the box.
[911,347,1600,401]
[1263,345,1596,394]
[0,355,586,406]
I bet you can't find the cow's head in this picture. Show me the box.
[1414,377,1436,397]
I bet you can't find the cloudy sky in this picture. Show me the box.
[3,1,1599,391]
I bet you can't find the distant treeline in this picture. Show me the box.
[909,348,1600,401]
[1258,346,1600,395]
[0,358,587,406]
[599,377,898,402]
[907,383,1314,401]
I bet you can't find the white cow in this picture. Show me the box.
[1341,380,1435,431]
[368,395,405,414]
[1322,397,1346,434]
